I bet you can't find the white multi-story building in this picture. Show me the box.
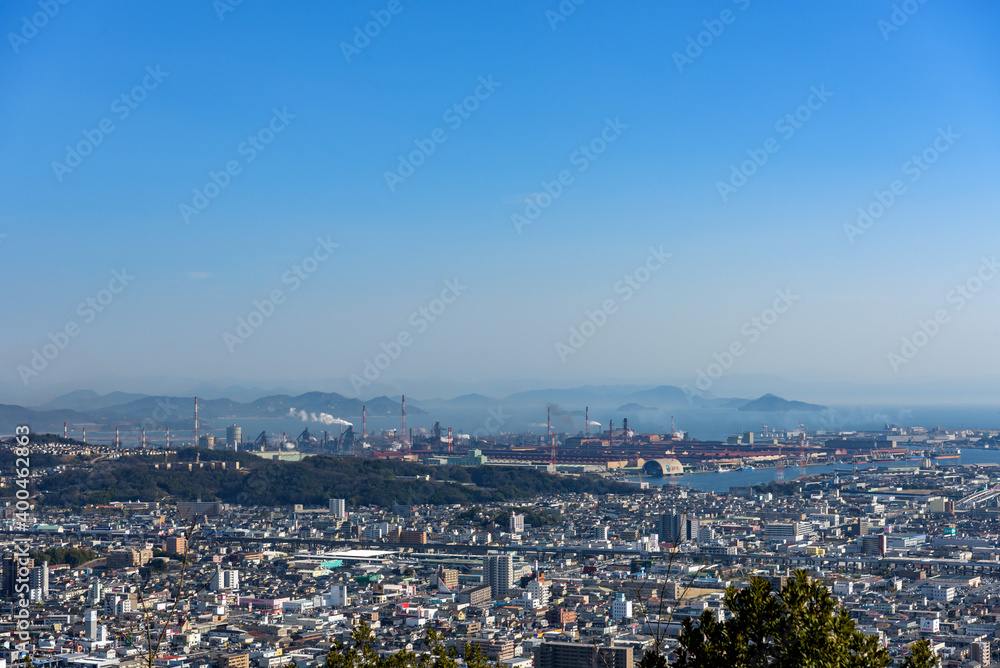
[104,594,131,616]
[509,513,524,535]
[765,521,814,542]
[611,593,633,621]
[88,582,103,605]
[84,610,106,642]
[211,568,240,591]
[324,584,349,607]
[363,522,395,541]
[29,563,48,600]
[919,585,954,602]
[329,498,347,519]
[525,577,549,608]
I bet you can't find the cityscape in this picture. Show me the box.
[4,1,1000,667]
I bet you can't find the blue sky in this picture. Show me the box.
[2,0,999,404]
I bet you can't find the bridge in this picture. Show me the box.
[957,484,1000,509]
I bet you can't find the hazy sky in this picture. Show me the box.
[2,1,999,404]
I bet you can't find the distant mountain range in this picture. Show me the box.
[1,385,827,435]
[2,391,421,433]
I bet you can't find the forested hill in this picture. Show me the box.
[35,450,640,508]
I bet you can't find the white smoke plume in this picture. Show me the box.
[588,420,602,426]
[288,407,352,427]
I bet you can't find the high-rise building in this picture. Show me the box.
[535,642,632,668]
[165,536,186,555]
[211,567,240,591]
[970,641,990,665]
[594,525,609,541]
[611,593,632,621]
[2,554,33,597]
[324,584,349,607]
[659,512,684,544]
[88,581,103,605]
[29,562,48,600]
[84,609,106,641]
[104,593,131,617]
[509,513,524,534]
[329,498,347,519]
[526,575,549,608]
[861,534,887,556]
[484,554,514,599]
[685,517,700,542]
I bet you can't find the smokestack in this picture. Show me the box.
[448,427,453,454]
[64,422,67,439]
[115,426,120,447]
[609,420,613,443]
[401,395,407,449]
[547,407,551,440]
[194,396,199,447]
[362,405,367,438]
[585,407,589,435]
[623,418,629,443]
[142,426,146,449]
[166,428,170,449]
[83,427,86,443]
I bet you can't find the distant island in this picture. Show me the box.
[737,393,827,412]
[616,402,657,412]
